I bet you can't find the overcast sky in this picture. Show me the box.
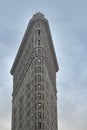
[0,0,87,130]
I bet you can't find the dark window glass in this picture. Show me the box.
[32,37,33,42]
[38,30,40,35]
[42,76,44,82]
[38,122,42,129]
[35,122,44,129]
[35,76,36,82]
[38,40,40,46]
[42,68,44,73]
[35,68,37,73]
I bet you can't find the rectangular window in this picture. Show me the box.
[42,76,44,82]
[38,75,41,82]
[38,49,41,55]
[38,67,41,73]
[38,93,41,100]
[35,68,37,73]
[32,37,33,43]
[38,40,40,46]
[35,76,37,82]
[38,103,41,109]
[38,30,40,35]
[35,102,43,109]
[38,58,41,64]
[35,93,41,100]
[35,112,41,119]
[38,122,42,129]
[35,122,44,129]
[42,68,44,73]
[35,84,44,91]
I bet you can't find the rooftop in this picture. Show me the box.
[33,12,45,18]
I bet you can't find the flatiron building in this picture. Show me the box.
[10,13,59,130]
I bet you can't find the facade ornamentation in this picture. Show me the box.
[11,12,59,130]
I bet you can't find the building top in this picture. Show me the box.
[33,12,45,18]
[10,13,59,75]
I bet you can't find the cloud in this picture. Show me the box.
[0,0,87,130]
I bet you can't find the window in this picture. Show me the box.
[35,50,37,56]
[32,37,33,43]
[38,122,42,129]
[38,84,41,90]
[35,68,37,73]
[38,67,41,73]
[42,68,44,73]
[38,103,41,109]
[35,76,37,82]
[38,40,40,46]
[35,102,44,109]
[35,84,41,91]
[35,122,43,129]
[38,93,41,99]
[35,67,41,73]
[38,112,41,119]
[35,58,41,64]
[35,84,44,91]
[38,30,40,35]
[38,49,41,55]
[38,75,41,82]
[35,112,41,119]
[35,59,37,64]
[42,76,44,82]
[38,58,41,64]
[35,93,41,100]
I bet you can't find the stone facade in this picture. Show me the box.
[11,13,59,130]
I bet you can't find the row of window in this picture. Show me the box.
[35,122,44,129]
[35,75,44,82]
[26,83,44,92]
[14,55,44,86]
[26,92,44,101]
[35,84,44,91]
[25,122,44,130]
[35,112,44,120]
[35,102,44,109]
[35,58,43,64]
[25,84,44,101]
[35,93,44,100]
[26,111,44,121]
[26,101,44,110]
[35,67,44,73]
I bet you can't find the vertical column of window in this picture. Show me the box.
[37,30,41,46]
[34,47,44,128]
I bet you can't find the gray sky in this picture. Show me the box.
[0,0,87,130]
